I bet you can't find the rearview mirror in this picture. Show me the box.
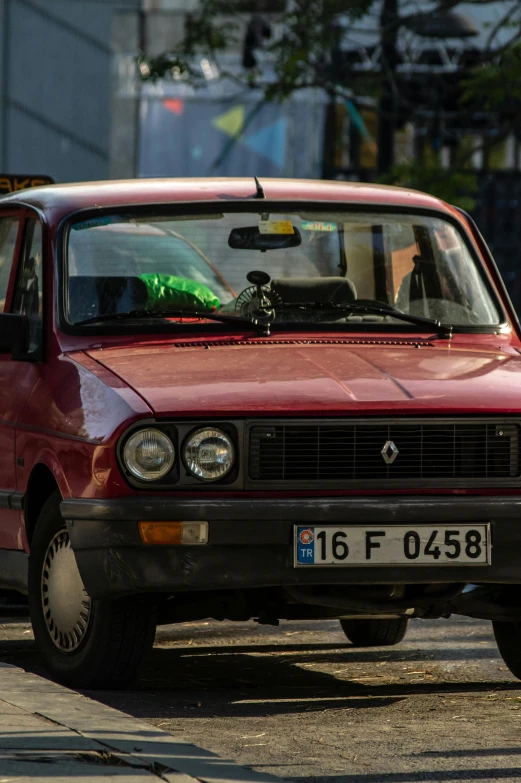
[228,226,302,251]
[0,313,30,359]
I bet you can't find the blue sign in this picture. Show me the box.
[296,527,315,564]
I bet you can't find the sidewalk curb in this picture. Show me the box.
[0,663,283,783]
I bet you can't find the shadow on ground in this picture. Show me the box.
[1,618,519,724]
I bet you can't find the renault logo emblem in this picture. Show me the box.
[381,440,399,464]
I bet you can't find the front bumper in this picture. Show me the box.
[62,496,521,599]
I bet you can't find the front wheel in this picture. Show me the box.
[340,617,409,647]
[28,492,157,689]
[493,621,521,680]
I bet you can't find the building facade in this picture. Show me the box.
[0,0,141,182]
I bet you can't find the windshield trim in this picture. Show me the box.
[56,199,509,337]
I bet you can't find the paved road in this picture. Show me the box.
[1,613,521,782]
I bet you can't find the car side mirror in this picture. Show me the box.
[0,313,30,359]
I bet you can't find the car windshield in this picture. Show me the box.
[66,210,502,329]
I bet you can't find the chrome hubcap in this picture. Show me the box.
[41,529,91,652]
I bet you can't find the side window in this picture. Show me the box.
[0,217,20,312]
[12,219,43,353]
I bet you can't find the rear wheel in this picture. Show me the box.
[28,492,157,689]
[340,617,409,647]
[493,621,521,680]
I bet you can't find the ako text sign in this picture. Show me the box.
[0,175,54,194]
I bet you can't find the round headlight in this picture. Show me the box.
[123,428,175,481]
[184,428,235,481]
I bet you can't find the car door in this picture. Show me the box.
[0,210,25,549]
[0,211,43,550]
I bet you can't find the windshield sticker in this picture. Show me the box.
[71,215,126,231]
[259,220,295,235]
[302,221,337,232]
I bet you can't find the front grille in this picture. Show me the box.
[248,419,521,487]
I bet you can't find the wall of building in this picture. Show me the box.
[110,1,294,179]
[110,9,141,179]
[0,0,141,182]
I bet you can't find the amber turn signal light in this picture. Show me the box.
[138,521,208,546]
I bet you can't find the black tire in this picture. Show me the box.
[340,617,409,647]
[493,621,521,680]
[28,492,157,689]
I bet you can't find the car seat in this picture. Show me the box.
[68,276,149,323]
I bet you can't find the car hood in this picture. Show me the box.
[84,339,521,417]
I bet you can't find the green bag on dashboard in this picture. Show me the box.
[139,273,220,311]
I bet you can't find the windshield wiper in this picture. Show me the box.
[74,308,256,328]
[277,301,453,338]
[74,303,453,339]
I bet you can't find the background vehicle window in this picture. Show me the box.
[12,219,43,353]
[0,218,20,312]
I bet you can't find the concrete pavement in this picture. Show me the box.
[0,662,281,783]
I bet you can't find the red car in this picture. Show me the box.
[1,177,521,689]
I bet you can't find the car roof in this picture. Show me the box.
[0,177,452,222]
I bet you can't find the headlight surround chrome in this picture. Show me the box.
[123,428,175,481]
[184,427,235,481]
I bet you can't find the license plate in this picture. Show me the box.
[294,525,490,566]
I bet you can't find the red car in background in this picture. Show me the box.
[0,176,521,689]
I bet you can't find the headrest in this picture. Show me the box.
[271,277,357,305]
